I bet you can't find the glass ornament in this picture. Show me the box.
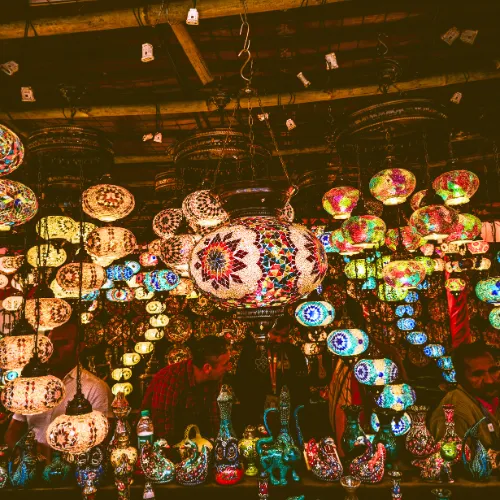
[404,291,419,303]
[327,329,369,357]
[318,232,335,253]
[475,278,500,305]
[111,367,133,381]
[124,260,140,274]
[25,298,72,331]
[442,370,457,383]
[145,328,164,341]
[433,170,479,206]
[0,334,53,370]
[46,410,108,454]
[488,307,500,329]
[68,222,97,245]
[36,216,76,241]
[406,332,427,345]
[468,240,489,255]
[2,295,23,311]
[446,214,482,244]
[342,215,386,249]
[135,341,154,355]
[106,288,134,302]
[122,352,141,366]
[0,179,38,229]
[395,305,414,317]
[353,358,398,386]
[146,300,166,315]
[383,260,426,289]
[410,190,427,211]
[295,301,335,327]
[140,270,180,293]
[190,216,328,310]
[0,124,24,176]
[376,383,416,412]
[82,184,135,222]
[27,244,67,268]
[86,226,136,261]
[182,190,228,232]
[445,278,466,294]
[0,255,24,274]
[409,205,459,242]
[1,375,65,415]
[152,208,183,239]
[160,234,197,267]
[377,284,408,302]
[437,356,454,371]
[56,263,106,293]
[369,168,416,205]
[423,344,446,358]
[150,314,169,328]
[329,229,362,255]
[397,318,416,331]
[385,226,425,252]
[135,287,155,301]
[344,259,376,280]
[322,186,360,219]
[106,265,134,281]
[111,382,133,396]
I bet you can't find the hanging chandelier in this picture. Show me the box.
[85,226,137,261]
[152,208,183,239]
[56,262,106,293]
[342,215,386,249]
[0,334,53,370]
[0,179,38,230]
[409,205,458,242]
[322,186,360,220]
[82,184,135,222]
[369,168,416,206]
[25,298,72,331]
[0,124,25,176]
[182,190,228,233]
[433,169,479,206]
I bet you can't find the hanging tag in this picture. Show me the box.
[441,27,460,46]
[488,422,495,433]
[450,92,462,104]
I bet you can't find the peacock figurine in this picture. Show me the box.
[462,417,493,481]
[304,437,343,481]
[175,439,210,486]
[140,439,175,483]
[349,436,386,484]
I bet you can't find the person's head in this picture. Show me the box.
[191,336,231,382]
[47,322,82,377]
[453,341,499,400]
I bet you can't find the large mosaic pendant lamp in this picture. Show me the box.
[369,160,416,206]
[433,166,479,207]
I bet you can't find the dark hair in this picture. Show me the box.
[452,341,493,384]
[191,336,228,368]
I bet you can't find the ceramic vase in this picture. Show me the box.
[373,411,399,469]
[341,405,364,459]
[405,405,436,458]
[440,404,464,463]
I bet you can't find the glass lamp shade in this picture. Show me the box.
[322,186,360,219]
[0,124,24,176]
[369,168,416,205]
[82,184,135,222]
[68,222,97,245]
[56,263,106,293]
[395,305,414,317]
[146,300,166,315]
[0,334,53,370]
[134,287,155,301]
[371,412,412,437]
[318,232,335,253]
[423,344,446,358]
[145,328,164,341]
[169,277,195,297]
[134,341,154,355]
[148,239,162,256]
[442,370,457,383]
[139,252,159,267]
[397,318,416,331]
[377,283,409,302]
[0,179,38,229]
[124,260,140,274]
[182,190,228,232]
[404,291,419,303]
[111,367,133,381]
[468,240,489,255]
[406,332,427,345]
[189,216,328,310]
[410,190,427,211]
[376,383,416,412]
[344,259,377,280]
[2,295,22,312]
[152,208,183,239]
[326,329,369,357]
[122,352,141,366]
[446,214,482,244]
[414,256,435,276]
[36,216,77,241]
[329,229,362,255]
[0,255,24,274]
[489,307,500,329]
[139,270,180,293]
[106,265,134,281]
[1,375,65,415]
[25,298,72,331]
[150,314,169,328]
[475,278,500,305]
[437,356,454,371]
[382,260,426,289]
[85,227,137,261]
[433,170,479,206]
[46,410,108,453]
[295,301,335,328]
[160,234,197,267]
[27,244,67,268]
[385,226,425,252]
[445,278,466,294]
[342,215,386,249]
[106,288,134,302]
[420,243,434,256]
[81,312,93,324]
[0,274,8,289]
[111,382,133,396]
[354,358,399,386]
[409,205,459,242]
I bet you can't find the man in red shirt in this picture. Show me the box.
[141,336,231,444]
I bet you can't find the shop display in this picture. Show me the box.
[349,438,386,483]
[304,437,343,481]
[461,417,493,481]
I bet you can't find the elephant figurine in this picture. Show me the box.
[462,417,493,481]
[256,386,304,486]
[304,437,343,481]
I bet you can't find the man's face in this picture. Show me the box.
[205,352,232,381]
[463,353,500,400]
[48,325,77,373]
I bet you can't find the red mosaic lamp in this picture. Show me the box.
[322,186,360,219]
[385,226,425,252]
[446,213,482,244]
[341,215,386,249]
[382,260,427,289]
[409,205,459,242]
[433,169,479,206]
[369,168,416,206]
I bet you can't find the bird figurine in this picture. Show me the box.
[175,439,210,486]
[140,439,175,483]
[304,437,343,481]
[349,437,386,484]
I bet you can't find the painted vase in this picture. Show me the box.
[405,405,436,458]
[440,404,466,463]
[214,384,244,485]
[341,405,364,459]
[42,451,71,486]
[372,411,399,469]
[75,445,106,500]
[462,417,493,481]
[389,469,403,500]
[239,425,260,476]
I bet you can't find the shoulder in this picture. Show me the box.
[81,369,112,398]
[150,361,189,386]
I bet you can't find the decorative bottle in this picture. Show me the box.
[405,405,436,458]
[341,405,364,459]
[373,411,399,469]
[42,451,71,486]
[238,425,260,476]
[440,404,464,463]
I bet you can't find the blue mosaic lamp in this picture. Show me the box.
[295,301,335,328]
[82,290,100,301]
[124,260,141,274]
[442,370,457,383]
[106,288,134,302]
[101,278,114,290]
[406,332,427,345]
[436,356,454,371]
[371,412,412,436]
[423,344,446,358]
[404,291,419,303]
[475,278,500,305]
[353,358,398,386]
[106,264,134,281]
[376,383,416,411]
[140,270,180,292]
[395,305,414,317]
[489,307,500,330]
[318,232,335,253]
[361,277,377,290]
[397,318,416,331]
[327,329,369,357]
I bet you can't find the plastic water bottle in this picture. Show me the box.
[136,409,154,450]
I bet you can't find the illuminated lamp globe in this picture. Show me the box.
[152,208,183,239]
[410,190,427,211]
[475,278,500,305]
[326,329,369,357]
[25,298,72,331]
[433,258,445,272]
[322,186,360,219]
[81,312,93,324]
[91,254,115,267]
[135,287,155,301]
[182,190,228,233]
[82,184,135,222]
[106,264,134,282]
[125,275,139,288]
[122,352,141,366]
[56,263,106,294]
[0,179,38,230]
[0,124,24,176]
[106,288,134,302]
[150,314,169,328]
[433,170,479,206]
[437,356,454,371]
[406,332,427,345]
[382,260,426,289]
[85,227,137,261]
[341,215,386,249]
[369,168,416,205]
[2,295,23,311]
[0,334,53,371]
[295,301,335,328]
[0,274,8,289]
[145,328,164,341]
[124,260,140,274]
[489,307,500,330]
[145,300,166,315]
[68,222,97,245]
[377,283,408,302]
[160,234,197,267]
[376,383,416,412]
[409,205,459,242]
[385,226,425,252]
[446,214,482,244]
[148,239,162,256]
[111,367,132,381]
[329,229,362,255]
[135,341,154,355]
[423,344,446,358]
[112,382,133,396]
[139,270,180,293]
[27,244,67,268]
[353,358,399,386]
[414,256,435,276]
[0,255,24,275]
[36,216,76,241]
[344,259,377,280]
[468,240,489,255]
[170,277,195,297]
[445,278,466,296]
[420,243,434,256]
[139,253,159,267]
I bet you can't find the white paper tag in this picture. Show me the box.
[488,423,495,433]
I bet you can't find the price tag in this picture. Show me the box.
[488,423,495,433]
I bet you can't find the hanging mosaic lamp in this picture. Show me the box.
[182,190,229,233]
[437,356,454,371]
[2,295,23,311]
[377,283,409,302]
[0,255,24,274]
[468,240,489,255]
[145,300,166,315]
[0,124,24,176]
[145,328,164,341]
[385,226,425,252]
[56,262,106,293]
[376,383,416,412]
[25,298,72,332]
[106,264,134,281]
[433,170,479,206]
[111,382,133,396]
[111,367,133,381]
[149,314,169,328]
[82,184,135,222]
[295,301,335,328]
[423,344,446,358]
[445,213,482,245]
[409,205,459,242]
[152,208,183,239]
[122,352,141,366]
[124,260,140,274]
[68,221,97,245]
[489,307,500,329]
[139,252,159,267]
[371,412,412,437]
[134,287,155,300]
[353,358,399,386]
[445,278,466,296]
[342,215,386,249]
[0,334,53,370]
[420,243,434,256]
[382,260,426,289]
[106,288,134,302]
[27,244,67,268]
[85,226,137,261]
[369,168,416,205]
[160,234,197,268]
[138,269,180,293]
[414,256,435,276]
[134,341,154,355]
[406,332,427,345]
[344,259,377,280]
[410,190,428,211]
[397,318,416,331]
[326,329,369,357]
[329,229,362,255]
[475,278,500,305]
[442,370,457,383]
[322,186,360,219]
[36,216,77,241]
[0,179,38,230]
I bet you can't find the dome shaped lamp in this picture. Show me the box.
[329,229,362,255]
[369,168,416,206]
[382,260,427,289]
[182,190,228,234]
[433,169,479,206]
[152,208,183,239]
[0,124,25,176]
[341,215,386,249]
[322,186,360,219]
[409,205,459,242]
[0,179,38,230]
[446,214,482,245]
[445,278,466,297]
[82,183,135,222]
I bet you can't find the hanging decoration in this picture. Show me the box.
[182,190,229,233]
[369,168,416,205]
[433,170,479,206]
[56,263,106,293]
[322,186,360,219]
[25,298,72,331]
[152,208,183,239]
[409,205,458,242]
[295,301,335,327]
[382,260,426,289]
[0,124,24,176]
[82,184,135,222]
[342,215,386,249]
[0,334,53,371]
[27,244,67,268]
[0,179,38,230]
[86,227,137,261]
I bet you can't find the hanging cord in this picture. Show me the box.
[238,0,254,92]
[247,95,256,179]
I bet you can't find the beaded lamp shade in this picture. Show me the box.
[382,260,426,289]
[322,186,360,219]
[353,358,399,386]
[134,341,154,355]
[329,229,362,255]
[468,241,489,255]
[446,214,482,244]
[68,222,97,245]
[326,329,369,357]
[56,263,106,293]
[27,244,67,268]
[1,375,65,415]
[295,301,335,327]
[139,252,159,267]
[433,169,479,206]
[82,184,135,222]
[0,334,53,370]
[0,124,24,176]
[341,215,386,249]
[406,332,427,345]
[138,270,180,292]
[85,227,137,261]
[385,226,425,252]
[106,288,134,302]
[160,234,197,267]
[410,190,427,211]
[409,205,458,242]
[182,190,228,233]
[475,278,500,305]
[423,344,446,358]
[36,216,77,241]
[25,298,72,331]
[376,383,416,412]
[2,295,23,311]
[0,255,24,274]
[0,179,38,229]
[489,308,500,329]
[106,264,134,281]
[369,168,416,205]
[152,208,183,239]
